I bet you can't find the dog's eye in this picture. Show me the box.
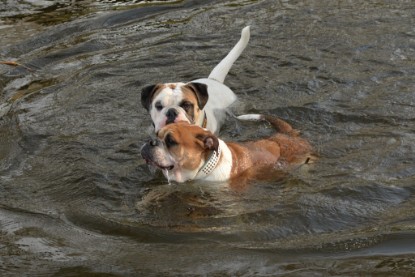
[165,134,177,148]
[180,102,193,111]
[155,102,163,111]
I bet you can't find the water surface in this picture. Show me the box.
[1,0,414,275]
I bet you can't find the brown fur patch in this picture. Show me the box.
[158,122,210,171]
[158,117,314,185]
[227,132,312,179]
[181,86,202,123]
[151,84,202,124]
[148,84,167,103]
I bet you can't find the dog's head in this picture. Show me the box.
[141,122,219,183]
[141,82,209,132]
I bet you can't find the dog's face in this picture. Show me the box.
[141,82,209,132]
[141,122,219,183]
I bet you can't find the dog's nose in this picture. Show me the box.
[166,108,178,124]
[149,139,159,147]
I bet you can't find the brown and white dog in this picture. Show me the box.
[141,114,314,183]
[141,26,250,134]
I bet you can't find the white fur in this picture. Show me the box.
[191,78,236,133]
[199,140,233,182]
[150,83,187,132]
[163,164,203,183]
[162,139,232,183]
[208,26,251,83]
[150,26,250,134]
[236,114,264,121]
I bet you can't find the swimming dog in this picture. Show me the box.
[141,114,314,183]
[141,26,250,134]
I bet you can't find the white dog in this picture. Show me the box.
[141,26,250,134]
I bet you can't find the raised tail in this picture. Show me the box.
[237,114,299,136]
[208,26,250,83]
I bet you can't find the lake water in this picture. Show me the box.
[1,0,414,275]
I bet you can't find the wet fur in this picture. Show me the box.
[141,115,314,183]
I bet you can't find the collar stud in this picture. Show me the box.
[197,146,221,177]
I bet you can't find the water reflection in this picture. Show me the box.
[1,0,415,275]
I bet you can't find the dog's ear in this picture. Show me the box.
[196,132,219,152]
[185,82,209,110]
[204,136,219,152]
[141,84,160,111]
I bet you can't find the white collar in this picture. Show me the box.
[195,146,221,178]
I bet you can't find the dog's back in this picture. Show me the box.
[236,114,314,165]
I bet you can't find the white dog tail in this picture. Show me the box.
[208,26,250,83]
[237,114,298,136]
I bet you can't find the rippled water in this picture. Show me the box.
[1,0,415,275]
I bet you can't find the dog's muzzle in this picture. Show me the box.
[149,138,159,147]
[141,139,174,171]
[165,108,178,124]
[141,139,159,162]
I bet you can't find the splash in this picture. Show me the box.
[164,169,172,185]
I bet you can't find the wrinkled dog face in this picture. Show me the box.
[141,82,209,132]
[141,122,219,182]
